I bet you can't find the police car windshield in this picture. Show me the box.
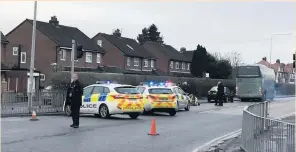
[148,88,173,94]
[114,86,139,94]
[136,87,145,94]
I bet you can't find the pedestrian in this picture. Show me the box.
[67,73,83,128]
[215,82,220,106]
[217,81,224,106]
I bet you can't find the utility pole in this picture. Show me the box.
[28,1,37,113]
[71,39,75,82]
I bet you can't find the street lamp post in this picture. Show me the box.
[270,33,294,63]
[28,1,37,113]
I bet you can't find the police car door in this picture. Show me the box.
[88,86,104,113]
[177,87,187,107]
[172,87,184,108]
[81,86,94,113]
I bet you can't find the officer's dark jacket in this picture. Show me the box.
[67,80,83,107]
[217,83,224,95]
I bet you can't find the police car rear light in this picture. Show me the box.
[111,95,125,99]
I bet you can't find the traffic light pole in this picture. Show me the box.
[71,39,75,82]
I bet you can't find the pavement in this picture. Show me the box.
[1,97,295,152]
[201,97,295,152]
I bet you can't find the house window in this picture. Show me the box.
[151,60,154,68]
[134,58,139,66]
[182,62,185,69]
[97,40,102,47]
[187,63,190,70]
[127,44,134,50]
[60,49,66,61]
[144,59,148,67]
[175,62,179,69]
[96,53,101,63]
[127,57,131,66]
[13,47,18,56]
[170,61,174,69]
[21,52,26,63]
[85,52,92,63]
[40,74,45,81]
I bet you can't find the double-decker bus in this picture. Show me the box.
[236,64,276,102]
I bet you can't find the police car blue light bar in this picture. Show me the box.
[139,81,176,87]
[96,80,118,84]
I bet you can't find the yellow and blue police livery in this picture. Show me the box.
[137,81,190,112]
[63,81,144,119]
[136,83,178,116]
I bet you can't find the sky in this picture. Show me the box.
[0,1,295,64]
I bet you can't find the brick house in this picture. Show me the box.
[181,50,194,62]
[1,32,9,63]
[3,16,105,92]
[91,33,163,75]
[142,41,192,77]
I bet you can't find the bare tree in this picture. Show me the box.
[224,51,242,68]
[212,52,223,61]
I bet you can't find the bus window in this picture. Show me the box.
[237,66,261,78]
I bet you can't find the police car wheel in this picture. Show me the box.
[65,105,72,116]
[169,111,176,116]
[185,104,190,111]
[129,113,140,119]
[99,104,110,119]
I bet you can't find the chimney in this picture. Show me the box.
[276,59,280,64]
[180,47,186,53]
[262,57,267,61]
[49,16,59,27]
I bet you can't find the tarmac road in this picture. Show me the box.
[2,97,295,152]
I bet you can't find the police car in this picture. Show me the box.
[63,81,144,119]
[137,81,190,115]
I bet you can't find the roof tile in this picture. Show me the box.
[27,19,105,53]
[98,33,155,58]
[143,41,190,62]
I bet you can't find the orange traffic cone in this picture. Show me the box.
[147,118,159,136]
[30,111,39,121]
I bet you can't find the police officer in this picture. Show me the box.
[67,73,83,128]
[217,81,224,106]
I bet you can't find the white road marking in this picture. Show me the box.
[192,129,242,152]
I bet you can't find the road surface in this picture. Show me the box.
[2,98,294,152]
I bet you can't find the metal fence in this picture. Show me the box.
[241,101,295,152]
[1,90,66,116]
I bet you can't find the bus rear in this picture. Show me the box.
[236,65,264,100]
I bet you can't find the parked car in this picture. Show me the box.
[207,86,234,103]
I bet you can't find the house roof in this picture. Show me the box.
[143,41,191,62]
[1,32,8,43]
[95,33,155,59]
[258,59,294,73]
[284,63,293,73]
[6,17,105,53]
[181,50,194,61]
[257,60,272,68]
